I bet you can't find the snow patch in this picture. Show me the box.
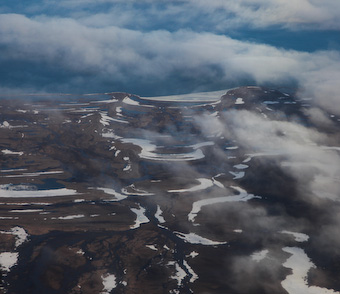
[155,205,165,223]
[10,209,42,213]
[229,171,245,179]
[52,214,84,220]
[263,101,280,104]
[0,252,18,272]
[168,178,214,193]
[235,98,245,105]
[121,138,213,161]
[122,184,154,196]
[280,231,309,242]
[1,149,23,156]
[175,232,227,246]
[188,251,199,258]
[183,260,198,283]
[188,186,259,222]
[0,169,27,173]
[96,187,128,201]
[226,146,238,150]
[101,274,117,294]
[233,164,249,170]
[0,227,29,248]
[130,204,150,229]
[0,187,78,198]
[145,245,157,251]
[281,247,339,294]
[3,170,63,178]
[168,262,187,286]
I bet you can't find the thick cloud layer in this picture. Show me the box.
[9,0,340,30]
[0,1,340,113]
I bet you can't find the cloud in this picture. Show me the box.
[26,0,340,31]
[303,107,334,128]
[230,247,288,293]
[189,104,340,291]
[0,13,340,111]
[188,0,340,30]
[220,109,340,202]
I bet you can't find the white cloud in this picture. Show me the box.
[221,110,340,202]
[0,13,340,109]
[50,0,340,30]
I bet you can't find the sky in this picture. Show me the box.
[0,0,340,109]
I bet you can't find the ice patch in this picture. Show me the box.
[0,187,78,198]
[145,245,157,251]
[143,89,226,102]
[130,204,150,229]
[212,177,225,188]
[102,131,122,139]
[229,171,245,179]
[122,184,154,196]
[188,186,259,222]
[101,274,117,294]
[123,157,132,172]
[183,260,198,283]
[188,251,199,258]
[243,157,252,163]
[123,96,145,106]
[100,111,128,125]
[10,209,43,213]
[263,101,280,104]
[280,231,309,242]
[2,202,50,206]
[155,205,165,223]
[281,247,339,294]
[76,249,85,255]
[168,261,187,286]
[0,252,18,272]
[0,227,29,248]
[175,232,227,245]
[1,149,24,156]
[226,146,238,150]
[121,138,213,161]
[1,121,10,128]
[52,214,84,220]
[168,178,214,193]
[94,98,118,103]
[233,164,248,170]
[0,169,27,173]
[4,171,63,178]
[235,98,245,105]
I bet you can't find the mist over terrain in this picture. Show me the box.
[0,87,340,293]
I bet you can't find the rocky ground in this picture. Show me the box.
[0,86,340,293]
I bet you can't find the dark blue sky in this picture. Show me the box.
[0,0,339,105]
